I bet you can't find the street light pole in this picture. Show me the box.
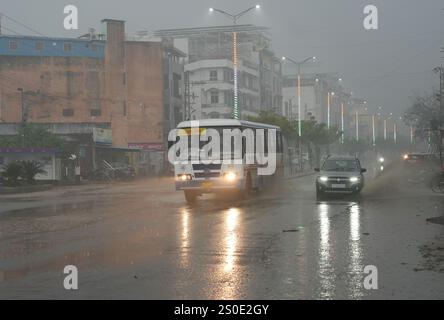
[355,110,359,141]
[341,102,344,143]
[327,91,334,129]
[281,56,316,137]
[209,5,261,120]
[282,56,316,172]
[17,88,25,147]
[372,114,376,146]
[393,122,397,143]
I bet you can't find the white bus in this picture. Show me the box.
[170,119,284,203]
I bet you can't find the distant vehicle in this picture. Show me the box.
[314,155,366,199]
[377,156,385,172]
[402,153,439,167]
[172,119,284,203]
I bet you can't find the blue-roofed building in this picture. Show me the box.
[0,35,105,58]
[0,18,185,179]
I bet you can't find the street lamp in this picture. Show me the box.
[327,91,334,129]
[355,109,359,141]
[341,102,347,144]
[209,5,261,120]
[281,56,316,137]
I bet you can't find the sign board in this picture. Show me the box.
[128,143,164,151]
[93,128,112,145]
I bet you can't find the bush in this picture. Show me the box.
[1,162,23,186]
[20,161,46,184]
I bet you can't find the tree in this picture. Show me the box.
[1,162,23,186]
[404,93,441,152]
[247,112,341,167]
[20,160,46,184]
[299,121,341,167]
[0,124,65,151]
[246,111,297,140]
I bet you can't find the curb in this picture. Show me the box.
[0,184,54,195]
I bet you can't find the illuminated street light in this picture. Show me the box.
[209,5,261,119]
[281,55,317,137]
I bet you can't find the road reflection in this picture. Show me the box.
[348,204,363,298]
[180,207,191,268]
[224,208,240,273]
[317,203,335,298]
[216,207,242,299]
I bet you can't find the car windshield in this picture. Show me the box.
[322,159,359,172]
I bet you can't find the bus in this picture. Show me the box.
[170,119,284,203]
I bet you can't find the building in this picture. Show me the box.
[282,73,353,131]
[0,19,184,178]
[155,25,283,120]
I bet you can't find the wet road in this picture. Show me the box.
[0,165,443,299]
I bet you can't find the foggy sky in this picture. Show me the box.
[1,0,443,116]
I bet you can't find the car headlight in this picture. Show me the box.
[319,176,328,182]
[350,176,359,183]
[224,171,237,182]
[379,157,385,163]
[177,174,192,181]
[403,154,409,160]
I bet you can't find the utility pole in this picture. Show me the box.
[439,66,443,167]
[434,66,444,166]
[17,88,25,147]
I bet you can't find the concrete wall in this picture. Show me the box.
[0,19,165,150]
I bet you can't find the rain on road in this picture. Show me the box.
[0,165,443,299]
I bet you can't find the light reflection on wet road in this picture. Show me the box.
[0,168,443,299]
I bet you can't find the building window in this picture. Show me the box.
[209,70,218,81]
[210,91,219,104]
[35,42,44,51]
[63,43,72,52]
[62,108,74,117]
[9,41,18,50]
[91,109,101,117]
[173,73,181,97]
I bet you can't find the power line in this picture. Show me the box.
[0,11,46,37]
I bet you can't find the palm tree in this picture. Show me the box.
[20,161,46,184]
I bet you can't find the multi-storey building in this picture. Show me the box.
[156,25,282,120]
[0,19,184,177]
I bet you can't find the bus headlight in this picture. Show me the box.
[350,176,359,183]
[177,174,192,181]
[224,171,237,182]
[319,176,328,182]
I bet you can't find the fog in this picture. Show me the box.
[1,0,443,116]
